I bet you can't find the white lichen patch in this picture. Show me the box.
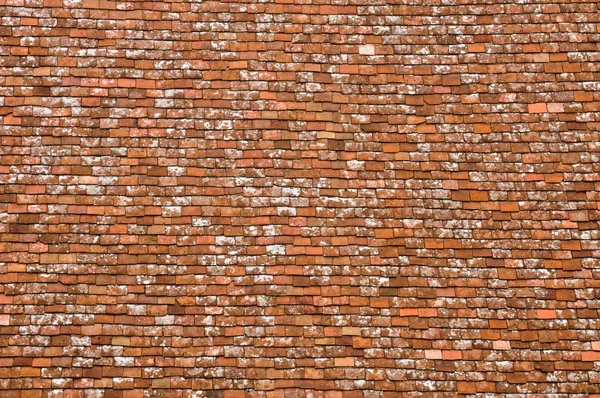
[359,44,375,55]
[266,245,285,255]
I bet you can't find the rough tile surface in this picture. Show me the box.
[1,0,600,397]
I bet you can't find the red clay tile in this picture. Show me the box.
[528,103,548,113]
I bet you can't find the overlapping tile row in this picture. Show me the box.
[1,0,600,396]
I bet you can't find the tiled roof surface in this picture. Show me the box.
[1,0,600,396]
